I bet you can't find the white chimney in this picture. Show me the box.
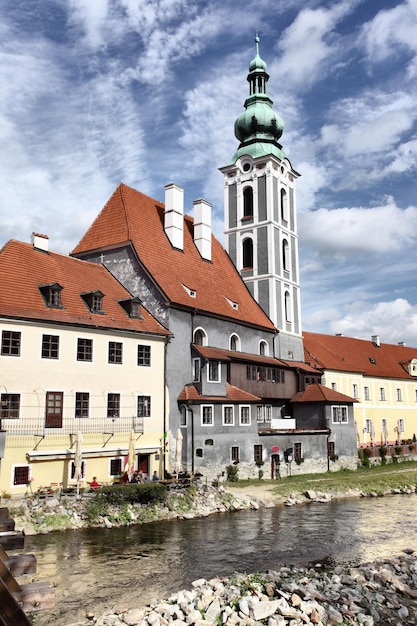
[164,183,184,250]
[31,232,49,252]
[398,341,406,347]
[372,335,380,347]
[193,198,212,261]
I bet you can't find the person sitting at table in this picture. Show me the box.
[152,470,159,482]
[90,477,102,490]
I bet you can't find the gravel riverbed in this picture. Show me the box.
[67,552,417,626]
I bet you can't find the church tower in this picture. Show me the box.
[220,36,304,362]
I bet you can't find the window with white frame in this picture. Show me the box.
[193,328,207,346]
[230,334,240,351]
[352,384,358,399]
[201,405,213,426]
[364,386,370,401]
[110,458,122,477]
[379,387,386,401]
[240,406,251,425]
[208,360,220,382]
[259,340,269,356]
[331,382,337,391]
[1,393,20,419]
[396,388,402,402]
[256,405,264,422]
[265,405,272,422]
[332,406,348,424]
[397,418,405,434]
[180,406,187,427]
[365,418,372,433]
[192,358,201,382]
[223,406,234,426]
[137,396,151,418]
[13,465,30,485]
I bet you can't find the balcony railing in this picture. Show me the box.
[0,415,144,437]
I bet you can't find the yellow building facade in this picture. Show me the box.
[304,332,417,448]
[0,236,170,495]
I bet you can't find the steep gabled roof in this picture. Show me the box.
[0,239,170,336]
[303,331,417,380]
[71,183,276,331]
[291,383,357,404]
[178,382,261,403]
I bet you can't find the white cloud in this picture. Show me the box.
[272,1,357,89]
[360,0,417,73]
[300,200,417,256]
[328,298,417,347]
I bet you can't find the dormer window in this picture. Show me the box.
[119,297,142,319]
[81,290,104,314]
[225,296,238,310]
[182,284,196,298]
[39,283,63,309]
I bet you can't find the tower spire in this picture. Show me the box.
[229,34,285,164]
[220,38,303,361]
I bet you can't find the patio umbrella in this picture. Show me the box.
[125,430,136,479]
[74,429,83,498]
[174,428,183,474]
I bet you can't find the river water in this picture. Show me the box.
[27,494,416,625]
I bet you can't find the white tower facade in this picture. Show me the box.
[220,36,303,362]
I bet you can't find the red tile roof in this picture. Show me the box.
[0,239,170,336]
[177,382,261,403]
[291,383,357,404]
[303,331,417,380]
[71,183,276,331]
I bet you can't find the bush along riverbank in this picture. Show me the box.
[6,484,255,535]
[67,552,417,626]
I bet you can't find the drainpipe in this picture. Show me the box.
[163,337,170,478]
[189,406,195,474]
[273,330,280,359]
[327,428,331,472]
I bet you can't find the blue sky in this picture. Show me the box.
[1,0,416,347]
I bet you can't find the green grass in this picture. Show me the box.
[225,460,417,498]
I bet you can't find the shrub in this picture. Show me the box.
[362,447,373,458]
[329,454,339,463]
[395,446,403,456]
[378,446,387,457]
[98,482,167,506]
[358,448,370,468]
[226,464,239,482]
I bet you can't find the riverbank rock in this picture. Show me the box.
[66,553,417,626]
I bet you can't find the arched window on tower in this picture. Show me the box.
[282,239,290,272]
[243,187,253,219]
[280,189,288,223]
[242,238,253,269]
[193,328,207,346]
[284,291,291,322]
